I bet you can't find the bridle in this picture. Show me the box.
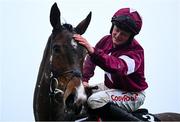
[49,69,82,101]
[48,64,83,120]
[48,30,83,112]
[48,32,79,96]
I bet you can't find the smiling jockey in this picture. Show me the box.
[73,8,148,120]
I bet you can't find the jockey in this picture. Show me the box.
[73,8,148,120]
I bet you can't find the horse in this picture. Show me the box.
[33,2,180,121]
[33,3,91,120]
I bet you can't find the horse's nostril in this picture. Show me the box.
[65,93,75,108]
[65,93,83,114]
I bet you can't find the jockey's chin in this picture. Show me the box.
[112,37,128,47]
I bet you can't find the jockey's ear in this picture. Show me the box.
[75,12,92,35]
[50,3,61,30]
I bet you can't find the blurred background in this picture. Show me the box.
[0,0,180,121]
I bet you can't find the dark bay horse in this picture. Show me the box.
[33,3,91,120]
[33,2,180,121]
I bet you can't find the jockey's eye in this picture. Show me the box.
[53,45,61,54]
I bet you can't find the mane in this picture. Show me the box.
[36,35,51,83]
[33,35,51,119]
[52,23,75,36]
[62,23,74,33]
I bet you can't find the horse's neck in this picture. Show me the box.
[37,36,52,83]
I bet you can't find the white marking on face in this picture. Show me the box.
[71,39,78,49]
[76,81,87,102]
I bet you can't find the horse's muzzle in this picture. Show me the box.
[65,93,82,115]
[65,82,87,114]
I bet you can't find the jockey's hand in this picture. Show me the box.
[73,34,94,54]
[82,81,89,88]
[83,83,99,98]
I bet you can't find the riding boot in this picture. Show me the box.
[85,107,99,121]
[108,103,141,121]
[97,102,141,121]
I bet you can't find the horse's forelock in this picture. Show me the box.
[52,23,75,35]
[62,23,75,33]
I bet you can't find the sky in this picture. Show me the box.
[0,0,180,121]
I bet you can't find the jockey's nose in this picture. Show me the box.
[115,31,122,39]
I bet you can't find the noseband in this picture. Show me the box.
[49,68,82,103]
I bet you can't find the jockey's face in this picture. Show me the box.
[112,25,131,46]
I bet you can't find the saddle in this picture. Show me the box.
[83,86,161,121]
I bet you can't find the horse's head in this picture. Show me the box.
[48,3,91,118]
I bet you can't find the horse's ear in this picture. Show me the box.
[50,3,61,30]
[75,12,92,35]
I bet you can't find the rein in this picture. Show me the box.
[48,69,82,102]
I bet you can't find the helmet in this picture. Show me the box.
[110,8,142,35]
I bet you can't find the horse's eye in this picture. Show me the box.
[53,45,61,53]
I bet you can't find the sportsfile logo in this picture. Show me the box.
[111,93,138,101]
